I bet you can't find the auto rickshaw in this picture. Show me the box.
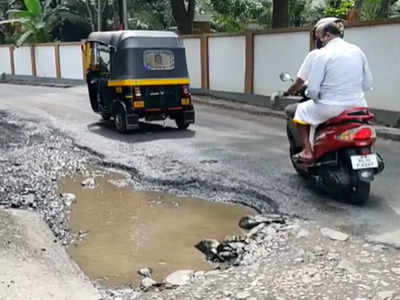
[82,30,195,133]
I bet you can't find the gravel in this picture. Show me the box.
[0,111,95,244]
[1,110,399,300]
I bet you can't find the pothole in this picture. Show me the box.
[60,170,255,287]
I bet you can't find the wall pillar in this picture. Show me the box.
[30,46,37,77]
[55,43,61,79]
[245,33,254,94]
[9,45,15,75]
[200,35,209,90]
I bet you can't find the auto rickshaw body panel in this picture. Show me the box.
[83,30,195,132]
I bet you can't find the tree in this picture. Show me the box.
[117,0,195,34]
[0,0,65,45]
[62,0,115,32]
[170,0,196,34]
[272,0,289,28]
[353,0,363,21]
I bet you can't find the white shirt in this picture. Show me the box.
[297,49,319,81]
[307,38,373,106]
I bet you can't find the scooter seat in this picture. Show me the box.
[284,103,298,119]
[324,107,373,126]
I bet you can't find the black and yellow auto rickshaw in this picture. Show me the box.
[83,30,195,133]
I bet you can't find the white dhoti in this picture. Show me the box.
[293,100,356,126]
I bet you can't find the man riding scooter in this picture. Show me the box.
[285,17,343,96]
[286,18,373,163]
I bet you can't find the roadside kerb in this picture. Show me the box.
[192,95,400,142]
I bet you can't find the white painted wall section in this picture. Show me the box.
[14,46,32,76]
[347,24,400,112]
[254,31,309,96]
[208,36,246,93]
[0,47,11,74]
[59,45,83,80]
[183,38,202,89]
[35,46,56,78]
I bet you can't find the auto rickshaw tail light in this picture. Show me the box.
[181,85,191,106]
[134,101,145,109]
[131,87,144,109]
[182,85,190,98]
[134,87,142,99]
[181,98,190,106]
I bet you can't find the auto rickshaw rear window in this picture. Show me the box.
[143,50,175,71]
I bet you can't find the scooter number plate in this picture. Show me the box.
[351,154,378,170]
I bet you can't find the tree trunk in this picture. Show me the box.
[352,0,363,22]
[170,0,196,34]
[378,0,391,18]
[118,0,124,29]
[112,0,119,30]
[83,0,95,32]
[272,0,289,28]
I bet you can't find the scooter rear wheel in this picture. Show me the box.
[346,181,370,205]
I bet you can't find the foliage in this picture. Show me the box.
[207,0,272,32]
[325,0,355,19]
[127,0,174,30]
[361,0,381,19]
[0,0,65,45]
[289,0,309,27]
[61,0,115,32]
[392,0,400,17]
[2,0,400,43]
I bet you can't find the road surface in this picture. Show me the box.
[1,83,399,247]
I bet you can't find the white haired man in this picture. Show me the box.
[291,19,373,162]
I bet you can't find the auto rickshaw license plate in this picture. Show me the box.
[351,154,378,170]
[181,98,190,105]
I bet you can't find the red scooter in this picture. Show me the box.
[280,72,384,205]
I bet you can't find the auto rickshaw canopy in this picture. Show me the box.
[86,30,190,86]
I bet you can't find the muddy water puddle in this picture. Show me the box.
[61,171,255,287]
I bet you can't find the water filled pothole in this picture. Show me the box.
[61,171,255,287]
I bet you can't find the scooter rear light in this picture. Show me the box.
[337,126,376,141]
[354,127,372,140]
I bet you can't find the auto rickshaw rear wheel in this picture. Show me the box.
[175,116,190,130]
[88,84,99,113]
[101,113,111,120]
[114,107,127,133]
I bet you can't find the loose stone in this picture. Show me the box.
[377,291,395,300]
[165,270,194,286]
[390,268,400,275]
[320,227,349,241]
[138,267,153,278]
[236,291,251,299]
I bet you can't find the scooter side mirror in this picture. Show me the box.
[109,45,117,53]
[280,72,293,82]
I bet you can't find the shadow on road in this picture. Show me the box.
[86,120,196,144]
